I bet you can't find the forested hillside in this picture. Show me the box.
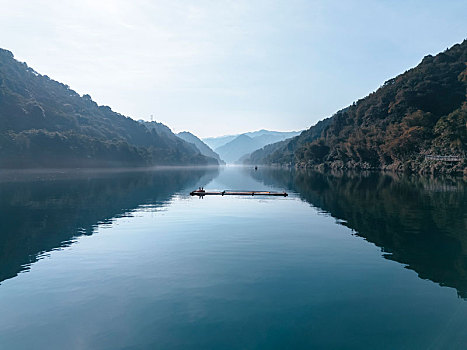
[246,40,467,174]
[0,49,217,168]
[177,131,225,164]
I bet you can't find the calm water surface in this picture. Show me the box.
[0,166,466,349]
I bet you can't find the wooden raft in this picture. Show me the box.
[190,190,288,197]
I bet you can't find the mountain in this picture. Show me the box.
[203,135,237,150]
[138,120,197,155]
[203,130,300,152]
[242,139,291,165]
[244,118,332,165]
[176,131,225,164]
[138,121,221,164]
[213,130,301,164]
[138,120,174,137]
[245,40,467,174]
[244,129,300,140]
[215,134,261,163]
[0,48,218,168]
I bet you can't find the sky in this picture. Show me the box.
[0,1,466,138]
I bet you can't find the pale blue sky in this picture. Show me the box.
[0,0,466,137]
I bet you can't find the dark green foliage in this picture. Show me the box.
[0,49,217,168]
[248,40,467,174]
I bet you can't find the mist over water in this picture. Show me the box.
[0,166,466,349]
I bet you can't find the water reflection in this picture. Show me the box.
[0,167,218,284]
[250,167,467,298]
[2,165,466,301]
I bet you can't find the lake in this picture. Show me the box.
[0,166,466,349]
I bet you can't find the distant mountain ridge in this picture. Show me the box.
[216,134,261,163]
[205,130,301,164]
[176,131,225,164]
[244,40,467,174]
[203,135,237,150]
[244,118,332,165]
[0,48,218,168]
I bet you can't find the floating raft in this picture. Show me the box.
[190,190,288,197]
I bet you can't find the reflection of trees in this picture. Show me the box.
[252,168,467,298]
[0,168,218,284]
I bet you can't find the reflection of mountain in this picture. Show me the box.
[0,168,218,284]
[251,168,467,298]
